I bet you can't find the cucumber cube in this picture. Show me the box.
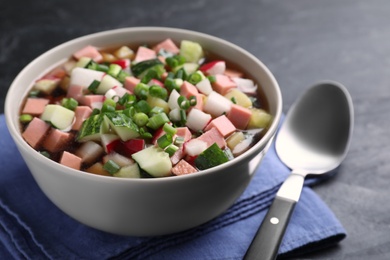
[132,146,172,177]
[195,143,229,170]
[180,40,204,63]
[40,104,75,130]
[77,114,105,142]
[104,112,140,141]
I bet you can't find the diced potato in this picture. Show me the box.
[224,88,253,108]
[226,131,245,151]
[247,108,272,129]
[146,96,169,114]
[101,52,117,63]
[86,162,111,176]
[114,46,134,59]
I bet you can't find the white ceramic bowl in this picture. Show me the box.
[5,27,282,236]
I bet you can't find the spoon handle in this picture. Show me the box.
[244,196,296,260]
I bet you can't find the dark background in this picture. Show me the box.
[1,0,390,259]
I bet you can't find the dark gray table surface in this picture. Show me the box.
[1,0,390,259]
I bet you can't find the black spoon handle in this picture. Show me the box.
[244,196,296,260]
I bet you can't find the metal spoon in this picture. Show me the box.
[244,81,354,260]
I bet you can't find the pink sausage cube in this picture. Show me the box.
[172,159,198,176]
[134,46,156,63]
[180,81,199,98]
[124,76,140,93]
[60,151,82,170]
[42,128,73,153]
[72,106,93,131]
[205,115,236,138]
[227,104,252,129]
[224,68,244,78]
[82,95,104,109]
[73,45,103,63]
[191,93,205,111]
[212,74,237,95]
[170,147,185,165]
[22,98,49,116]
[67,85,85,103]
[197,127,226,149]
[153,38,180,54]
[175,127,192,142]
[22,117,50,149]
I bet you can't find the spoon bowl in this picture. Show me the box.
[245,81,354,260]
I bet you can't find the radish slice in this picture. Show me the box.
[199,60,226,75]
[186,108,212,132]
[203,91,232,117]
[196,78,213,95]
[101,134,120,153]
[232,77,257,95]
[184,139,208,156]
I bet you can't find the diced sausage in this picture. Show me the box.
[197,127,226,149]
[73,45,103,63]
[172,159,198,176]
[22,98,49,116]
[175,127,192,142]
[42,128,73,153]
[60,151,82,170]
[153,38,180,54]
[22,117,50,149]
[212,74,237,95]
[72,106,92,130]
[134,46,156,63]
[180,81,199,99]
[124,76,140,93]
[205,115,236,137]
[227,104,252,129]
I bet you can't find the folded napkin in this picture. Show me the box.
[0,114,346,259]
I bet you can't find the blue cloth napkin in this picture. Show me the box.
[0,114,346,259]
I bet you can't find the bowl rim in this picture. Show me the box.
[5,26,282,183]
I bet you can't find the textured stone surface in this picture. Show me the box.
[1,0,390,258]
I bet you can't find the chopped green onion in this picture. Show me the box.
[87,80,101,93]
[166,57,179,68]
[101,99,116,113]
[91,108,100,116]
[231,97,237,104]
[108,64,122,78]
[117,70,130,83]
[88,62,109,72]
[174,136,185,146]
[174,78,184,88]
[141,69,159,84]
[149,85,168,100]
[178,96,190,110]
[40,151,50,158]
[134,83,150,99]
[146,112,170,130]
[149,106,164,116]
[157,134,173,149]
[133,112,149,127]
[28,90,40,97]
[175,55,186,65]
[175,68,187,80]
[180,109,187,124]
[19,114,33,123]
[163,123,177,136]
[139,127,153,139]
[103,160,120,174]
[134,100,151,114]
[61,98,78,111]
[123,106,135,118]
[207,75,216,83]
[189,96,197,106]
[187,72,203,85]
[164,78,179,92]
[118,93,135,106]
[165,144,179,156]
[166,72,175,79]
